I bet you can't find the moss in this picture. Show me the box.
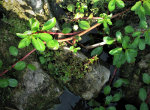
[40,48,89,84]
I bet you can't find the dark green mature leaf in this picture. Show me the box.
[140,102,149,110]
[143,1,150,16]
[42,17,56,31]
[131,1,141,11]
[0,79,9,88]
[107,106,116,110]
[109,47,122,55]
[125,49,137,63]
[113,79,123,88]
[9,46,18,56]
[62,27,72,34]
[105,95,113,105]
[0,59,3,68]
[32,37,45,51]
[35,33,53,42]
[46,40,59,50]
[130,36,140,49]
[27,64,36,70]
[8,79,18,87]
[125,104,137,110]
[116,0,125,8]
[18,37,31,48]
[67,4,75,12]
[125,26,134,34]
[142,73,150,85]
[104,85,111,95]
[139,88,147,101]
[103,36,115,45]
[116,31,122,43]
[91,47,103,56]
[122,36,130,49]
[108,0,116,12]
[94,106,105,110]
[14,61,26,71]
[113,51,126,68]
[139,39,145,50]
[144,31,150,45]
[39,56,46,64]
[112,93,122,102]
[79,21,90,30]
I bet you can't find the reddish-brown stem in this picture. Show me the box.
[0,49,36,77]
[109,68,118,85]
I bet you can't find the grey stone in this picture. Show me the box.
[12,62,63,110]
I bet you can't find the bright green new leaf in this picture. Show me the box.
[125,49,137,63]
[16,33,28,38]
[27,64,36,70]
[103,36,115,45]
[116,31,122,43]
[9,46,18,57]
[108,0,116,12]
[35,33,53,42]
[107,106,116,110]
[62,27,72,34]
[104,85,111,95]
[14,61,26,71]
[0,60,3,68]
[125,104,137,110]
[139,39,145,50]
[8,79,18,87]
[46,40,59,50]
[0,79,9,88]
[29,18,39,31]
[122,36,130,49]
[18,37,31,48]
[113,51,126,68]
[139,88,147,101]
[131,1,141,11]
[109,47,122,55]
[79,21,90,30]
[112,93,122,102]
[107,18,112,25]
[132,31,141,37]
[142,73,150,85]
[105,95,113,105]
[42,17,56,31]
[125,25,134,34]
[116,0,125,8]
[91,47,103,56]
[140,102,149,110]
[144,31,150,45]
[67,4,75,12]
[139,19,148,29]
[143,1,150,16]
[32,37,45,51]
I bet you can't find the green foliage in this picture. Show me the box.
[140,102,149,110]
[27,64,36,71]
[14,61,26,71]
[91,47,103,57]
[108,0,125,12]
[79,21,90,30]
[42,17,56,31]
[0,79,9,88]
[113,78,129,88]
[9,46,18,56]
[142,73,150,85]
[112,92,122,102]
[107,106,116,110]
[0,59,3,68]
[138,88,147,102]
[67,4,75,12]
[105,95,113,105]
[125,104,137,110]
[0,78,18,88]
[103,85,111,95]
[103,36,115,45]
[8,79,18,87]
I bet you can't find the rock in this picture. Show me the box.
[63,47,110,100]
[12,62,63,110]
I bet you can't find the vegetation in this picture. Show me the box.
[0,0,150,109]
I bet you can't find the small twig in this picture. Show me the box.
[86,42,106,49]
[71,17,103,22]
[109,68,118,85]
[42,31,83,36]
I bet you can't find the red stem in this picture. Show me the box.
[0,49,36,77]
[109,68,118,85]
